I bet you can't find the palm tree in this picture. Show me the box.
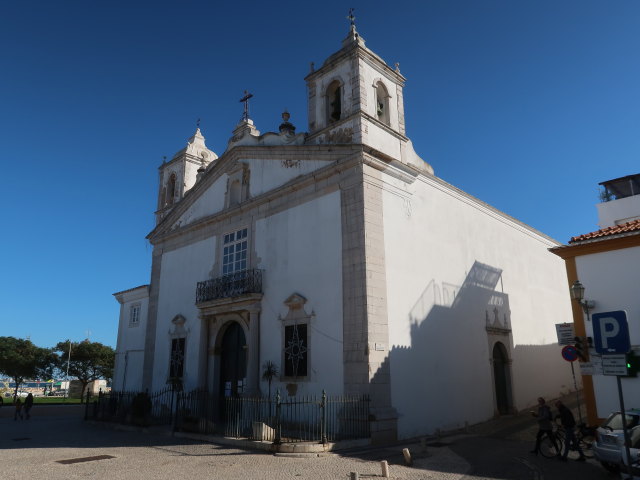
[261,361,279,400]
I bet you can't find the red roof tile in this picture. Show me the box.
[569,219,640,244]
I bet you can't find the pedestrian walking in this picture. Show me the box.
[555,400,586,461]
[530,397,559,455]
[14,397,23,420]
[24,393,34,419]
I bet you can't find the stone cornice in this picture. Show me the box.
[304,40,404,86]
[305,113,409,145]
[197,293,263,317]
[113,285,149,304]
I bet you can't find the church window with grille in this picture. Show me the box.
[169,337,185,379]
[284,323,308,377]
[222,228,248,275]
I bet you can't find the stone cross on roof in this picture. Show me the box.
[239,90,253,122]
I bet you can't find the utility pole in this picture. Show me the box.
[64,340,71,400]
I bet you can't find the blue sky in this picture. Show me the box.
[2,1,639,349]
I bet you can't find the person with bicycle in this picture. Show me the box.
[555,400,586,462]
[530,397,560,455]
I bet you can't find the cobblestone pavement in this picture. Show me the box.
[1,406,470,480]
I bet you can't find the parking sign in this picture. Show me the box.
[592,311,631,354]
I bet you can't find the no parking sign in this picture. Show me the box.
[561,345,578,362]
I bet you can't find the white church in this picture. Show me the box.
[113,23,575,442]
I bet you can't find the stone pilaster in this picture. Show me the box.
[246,310,261,394]
[142,247,163,392]
[341,158,397,443]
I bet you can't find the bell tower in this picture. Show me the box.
[156,127,218,224]
[304,19,432,174]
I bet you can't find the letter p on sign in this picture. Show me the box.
[592,311,630,354]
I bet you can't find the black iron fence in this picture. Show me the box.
[88,387,370,444]
[224,391,370,443]
[91,387,175,426]
[196,269,263,304]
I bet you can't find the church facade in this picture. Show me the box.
[113,25,575,441]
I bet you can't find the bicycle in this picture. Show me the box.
[539,425,564,458]
[548,421,596,460]
[576,423,596,459]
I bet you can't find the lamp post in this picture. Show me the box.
[569,280,596,318]
[568,280,597,425]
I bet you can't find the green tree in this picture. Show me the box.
[0,337,56,398]
[55,340,115,398]
[261,360,279,400]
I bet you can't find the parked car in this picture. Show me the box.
[593,409,640,472]
[618,426,640,478]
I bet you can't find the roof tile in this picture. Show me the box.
[569,219,640,244]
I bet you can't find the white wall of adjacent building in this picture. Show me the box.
[575,246,640,418]
[381,173,576,438]
[597,195,640,228]
[113,287,149,392]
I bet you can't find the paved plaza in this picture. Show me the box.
[1,405,469,480]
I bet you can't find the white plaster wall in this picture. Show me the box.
[363,120,401,159]
[113,291,148,392]
[597,196,640,228]
[152,237,216,392]
[255,190,344,397]
[575,246,640,418]
[176,175,227,227]
[381,174,575,439]
[246,158,333,199]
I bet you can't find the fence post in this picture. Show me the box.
[84,389,91,421]
[321,390,327,445]
[274,390,281,445]
[171,390,179,434]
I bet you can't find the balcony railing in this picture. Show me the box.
[196,269,263,304]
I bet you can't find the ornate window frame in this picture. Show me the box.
[168,315,189,383]
[280,293,315,383]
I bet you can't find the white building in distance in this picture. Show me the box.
[113,24,575,442]
[551,173,640,427]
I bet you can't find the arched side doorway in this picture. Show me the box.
[492,342,513,415]
[219,321,247,398]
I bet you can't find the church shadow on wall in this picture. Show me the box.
[373,261,564,439]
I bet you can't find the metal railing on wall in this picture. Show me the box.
[196,269,263,304]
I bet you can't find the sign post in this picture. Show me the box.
[560,345,582,423]
[556,323,576,346]
[592,310,632,477]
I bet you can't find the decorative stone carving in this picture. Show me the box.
[320,127,354,144]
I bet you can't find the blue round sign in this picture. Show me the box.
[562,345,578,362]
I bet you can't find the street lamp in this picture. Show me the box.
[570,280,595,317]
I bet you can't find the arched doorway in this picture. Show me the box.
[219,322,247,398]
[493,342,512,415]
